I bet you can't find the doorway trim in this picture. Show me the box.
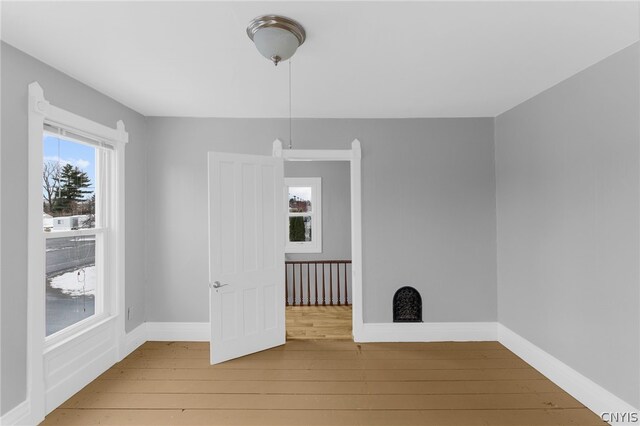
[272,139,363,340]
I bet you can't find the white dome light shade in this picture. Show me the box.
[253,27,300,65]
[247,15,306,66]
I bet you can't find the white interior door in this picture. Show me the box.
[208,152,285,364]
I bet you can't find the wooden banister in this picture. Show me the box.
[285,260,352,306]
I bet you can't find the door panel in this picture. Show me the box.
[208,152,285,364]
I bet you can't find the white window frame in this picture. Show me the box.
[26,82,128,423]
[285,177,322,253]
[42,130,111,346]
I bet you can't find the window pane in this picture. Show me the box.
[289,216,312,242]
[289,187,312,213]
[43,135,97,231]
[46,235,96,336]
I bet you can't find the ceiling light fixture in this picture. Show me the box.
[247,15,306,66]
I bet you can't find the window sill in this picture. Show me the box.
[285,244,323,254]
[44,313,116,354]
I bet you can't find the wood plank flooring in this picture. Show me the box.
[41,340,605,425]
[286,305,352,340]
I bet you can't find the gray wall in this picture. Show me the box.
[0,42,148,415]
[145,117,497,324]
[495,43,640,407]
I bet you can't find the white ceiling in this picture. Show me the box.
[2,1,638,118]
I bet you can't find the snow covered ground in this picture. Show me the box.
[49,265,96,296]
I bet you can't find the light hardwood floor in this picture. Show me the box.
[42,339,605,425]
[286,305,352,340]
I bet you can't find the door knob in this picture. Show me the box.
[211,281,229,289]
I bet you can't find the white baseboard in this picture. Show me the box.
[146,322,208,342]
[122,322,148,359]
[0,399,31,426]
[497,324,638,425]
[355,321,498,342]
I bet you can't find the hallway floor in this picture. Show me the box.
[286,305,352,340]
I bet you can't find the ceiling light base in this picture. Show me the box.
[247,15,306,65]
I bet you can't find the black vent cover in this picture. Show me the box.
[393,286,422,322]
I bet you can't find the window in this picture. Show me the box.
[41,126,112,340]
[285,177,322,253]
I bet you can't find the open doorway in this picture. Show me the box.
[284,161,352,339]
[274,139,362,342]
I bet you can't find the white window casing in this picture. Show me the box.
[285,177,322,253]
[27,82,128,422]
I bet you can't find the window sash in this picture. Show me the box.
[44,231,107,345]
[44,227,105,239]
[42,128,112,344]
[43,131,111,224]
[288,212,314,218]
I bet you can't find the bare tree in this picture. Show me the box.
[43,160,61,214]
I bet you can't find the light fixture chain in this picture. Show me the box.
[289,59,293,150]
